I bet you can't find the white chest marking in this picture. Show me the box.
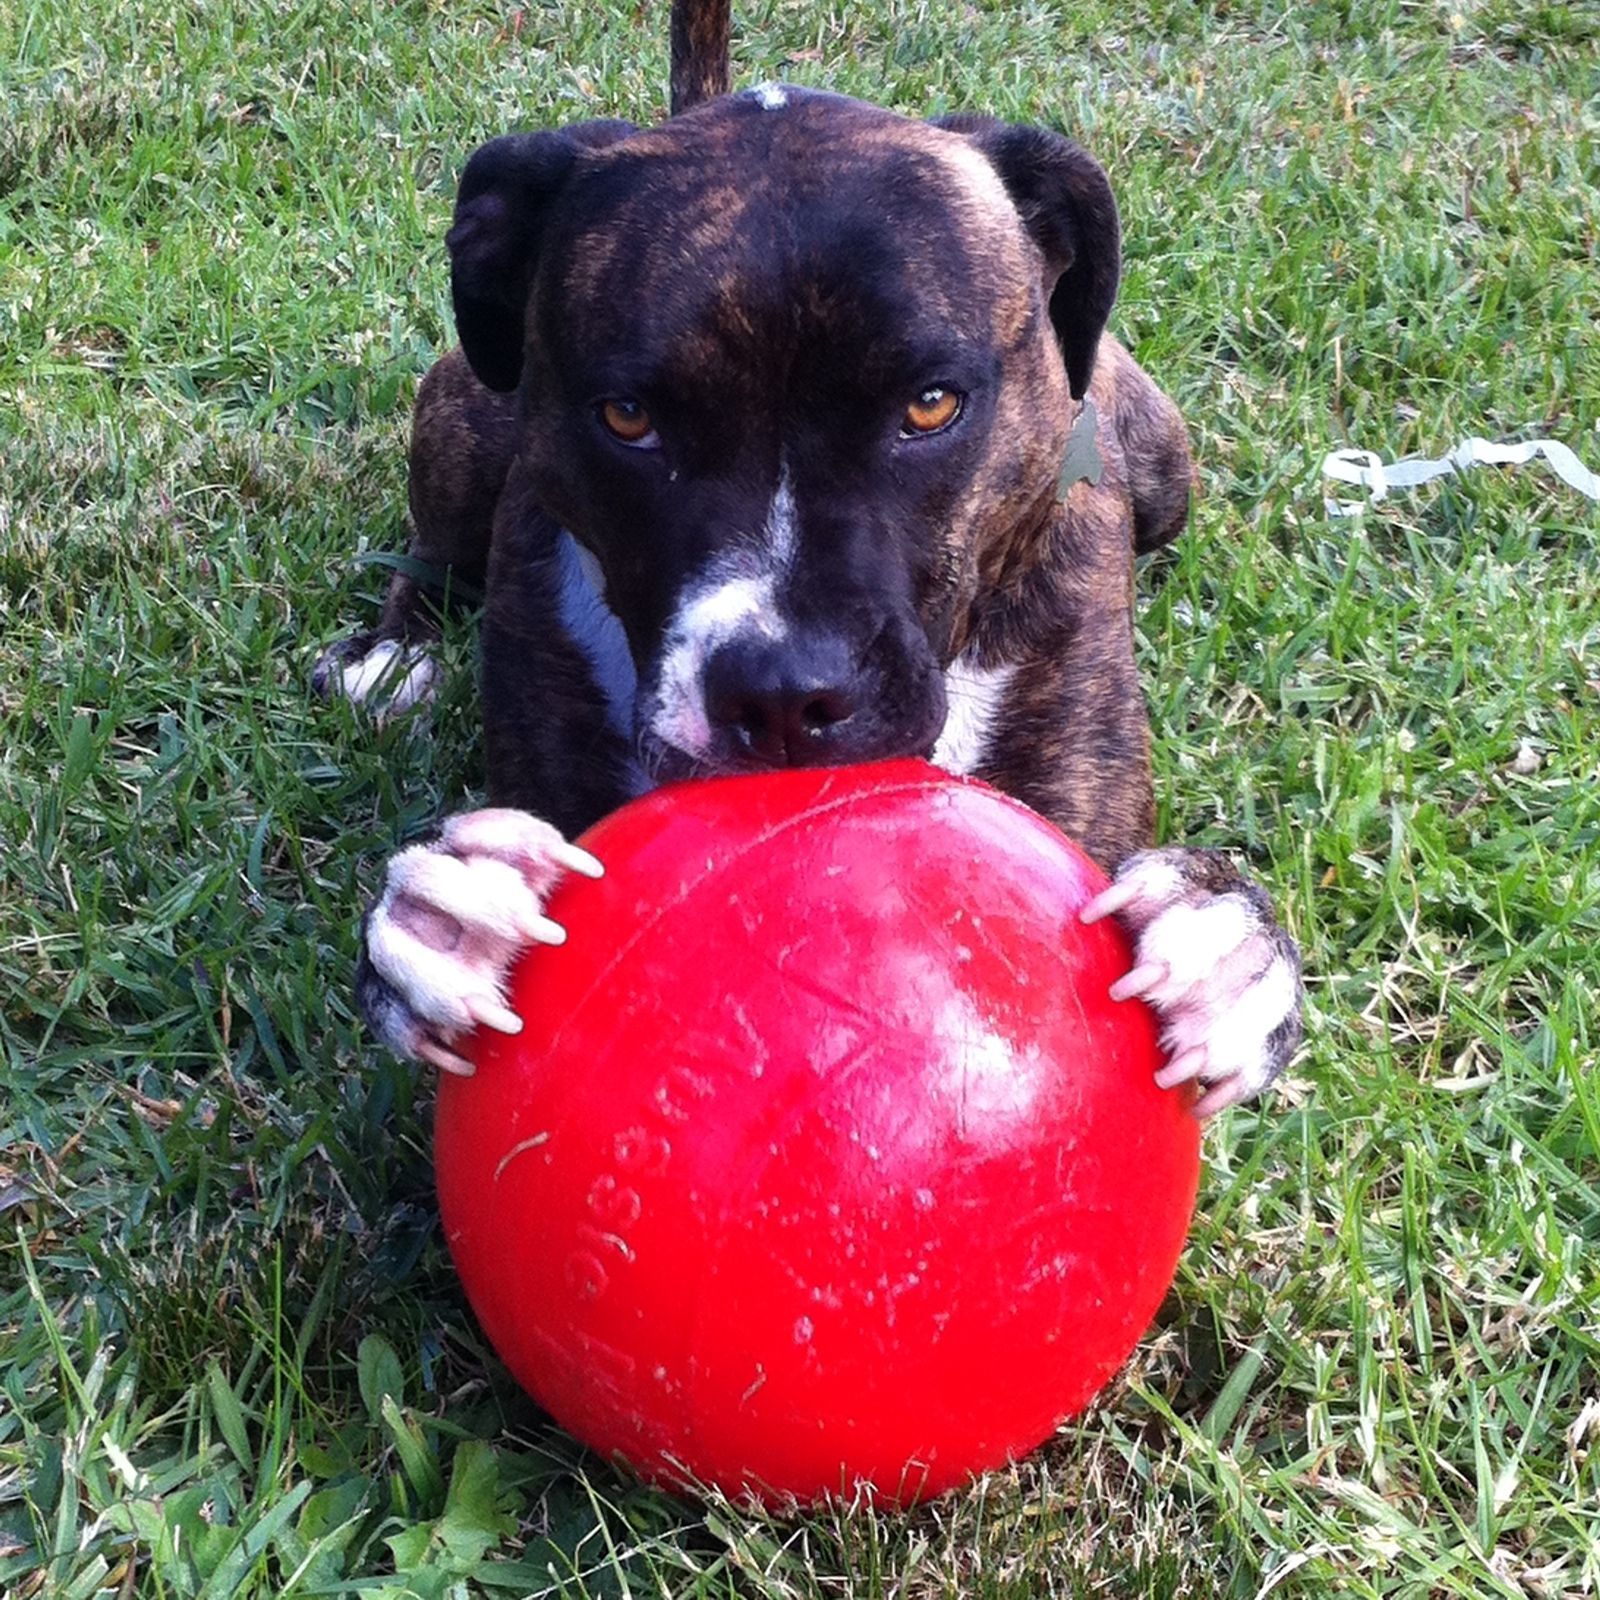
[752,82,789,110]
[931,654,1018,776]
[552,531,637,738]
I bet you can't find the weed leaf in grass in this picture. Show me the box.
[206,1362,256,1474]
[272,1475,375,1593]
[381,1393,445,1510]
[382,1442,520,1593]
[357,1332,406,1424]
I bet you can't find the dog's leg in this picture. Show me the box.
[315,348,518,718]
[357,480,645,1067]
[954,608,1302,1117]
[357,809,603,1075]
[1080,850,1302,1116]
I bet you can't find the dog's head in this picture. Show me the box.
[448,88,1119,778]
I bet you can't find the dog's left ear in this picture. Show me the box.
[933,116,1120,400]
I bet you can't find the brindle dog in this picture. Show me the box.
[318,1,1302,1115]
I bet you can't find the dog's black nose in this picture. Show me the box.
[703,635,859,767]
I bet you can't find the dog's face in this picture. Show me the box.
[448,89,1120,779]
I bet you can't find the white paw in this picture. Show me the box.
[363,809,602,1074]
[1081,848,1301,1118]
[316,637,440,721]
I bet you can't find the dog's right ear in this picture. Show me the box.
[447,120,637,393]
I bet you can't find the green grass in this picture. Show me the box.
[3,0,1599,1593]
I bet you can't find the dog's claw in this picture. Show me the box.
[1109,961,1167,1002]
[1079,880,1138,925]
[463,994,525,1035]
[554,842,605,880]
[1155,1046,1208,1089]
[1193,1074,1259,1119]
[418,1037,478,1077]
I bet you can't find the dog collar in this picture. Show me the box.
[1058,397,1103,497]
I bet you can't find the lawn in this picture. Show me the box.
[2,0,1598,1594]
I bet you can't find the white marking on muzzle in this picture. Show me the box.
[931,653,1017,776]
[764,470,798,567]
[650,572,785,757]
[647,472,797,761]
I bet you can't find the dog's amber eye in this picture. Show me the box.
[902,387,962,436]
[600,399,658,447]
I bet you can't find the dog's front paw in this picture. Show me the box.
[314,632,440,721]
[1081,847,1302,1118]
[359,809,603,1075]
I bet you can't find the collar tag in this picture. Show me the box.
[1058,397,1103,496]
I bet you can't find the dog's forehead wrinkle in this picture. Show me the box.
[569,105,1021,268]
[935,135,1023,223]
[543,126,1046,396]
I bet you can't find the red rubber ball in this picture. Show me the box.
[436,760,1199,1505]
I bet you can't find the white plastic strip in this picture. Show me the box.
[1322,436,1600,517]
